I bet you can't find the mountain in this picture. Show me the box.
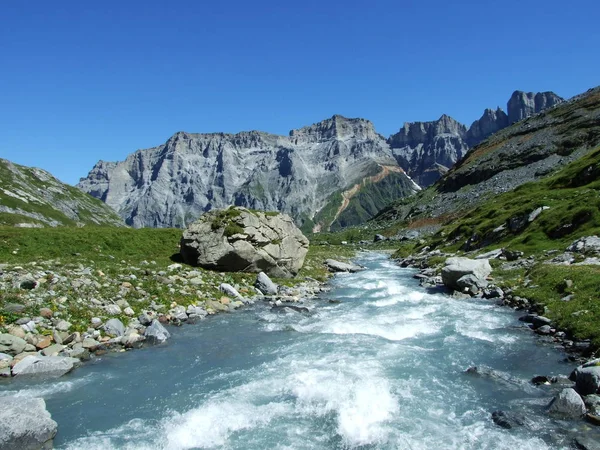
[78,116,420,229]
[374,86,599,228]
[387,90,563,186]
[78,89,564,230]
[0,158,124,227]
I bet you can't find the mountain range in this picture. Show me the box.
[76,90,563,230]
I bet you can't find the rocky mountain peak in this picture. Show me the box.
[507,90,564,124]
[289,115,379,144]
[466,107,509,147]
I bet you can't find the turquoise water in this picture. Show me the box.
[0,253,593,449]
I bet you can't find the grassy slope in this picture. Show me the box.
[0,158,123,227]
[390,147,600,348]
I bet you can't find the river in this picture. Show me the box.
[0,252,592,449]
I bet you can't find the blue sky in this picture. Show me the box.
[1,0,599,185]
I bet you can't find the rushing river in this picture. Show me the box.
[0,252,594,449]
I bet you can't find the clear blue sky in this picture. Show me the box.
[2,0,599,185]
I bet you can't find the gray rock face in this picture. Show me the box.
[180,207,309,278]
[78,115,401,229]
[441,257,492,291]
[508,91,563,124]
[255,272,278,295]
[12,355,79,378]
[144,320,171,344]
[568,236,600,255]
[547,388,586,418]
[0,396,58,450]
[466,108,509,146]
[389,115,469,186]
[103,318,125,337]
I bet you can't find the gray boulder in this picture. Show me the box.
[441,257,492,291]
[255,271,278,295]
[0,396,58,450]
[576,366,600,396]
[568,236,600,255]
[456,274,489,294]
[180,207,309,278]
[12,355,79,378]
[144,320,171,344]
[0,334,27,355]
[547,388,586,418]
[103,318,125,337]
[219,283,242,299]
[324,259,364,273]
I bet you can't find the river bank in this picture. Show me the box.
[4,251,600,449]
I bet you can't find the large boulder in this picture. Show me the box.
[144,320,171,344]
[0,397,58,450]
[576,366,600,396]
[441,257,492,291]
[324,259,364,273]
[568,236,600,255]
[11,355,79,378]
[180,207,309,278]
[547,388,586,418]
[0,334,27,355]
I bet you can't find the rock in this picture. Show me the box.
[475,249,502,259]
[123,307,135,316]
[206,300,230,312]
[455,274,488,294]
[585,395,600,415]
[254,271,278,295]
[374,234,386,242]
[501,249,524,261]
[535,325,553,335]
[34,336,52,350]
[180,207,309,278]
[105,304,121,315]
[19,279,37,290]
[576,366,600,395]
[90,317,102,328]
[324,259,364,273]
[0,334,27,355]
[81,338,100,350]
[55,320,71,332]
[531,315,552,329]
[38,307,53,319]
[574,436,600,450]
[144,320,171,344]
[441,257,492,291]
[103,318,125,337]
[219,283,242,298]
[531,375,551,385]
[547,388,586,418]
[491,410,529,429]
[41,344,65,357]
[12,355,79,378]
[138,312,155,326]
[0,396,58,450]
[4,303,26,313]
[568,236,600,255]
[7,325,26,339]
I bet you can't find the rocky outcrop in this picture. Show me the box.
[0,397,58,450]
[388,91,563,187]
[0,158,124,227]
[388,115,469,186]
[11,355,79,378]
[547,388,586,418]
[508,91,563,125]
[180,207,309,278]
[466,108,509,147]
[78,116,402,228]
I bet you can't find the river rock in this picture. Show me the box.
[180,207,309,278]
[12,355,79,378]
[576,366,600,395]
[574,436,600,450]
[105,304,121,315]
[144,320,170,344]
[103,318,125,337]
[41,344,65,357]
[0,333,27,355]
[55,320,71,332]
[441,257,492,291]
[324,259,364,273]
[491,410,529,429]
[219,283,242,298]
[255,271,278,295]
[0,396,57,450]
[455,273,488,294]
[547,388,586,418]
